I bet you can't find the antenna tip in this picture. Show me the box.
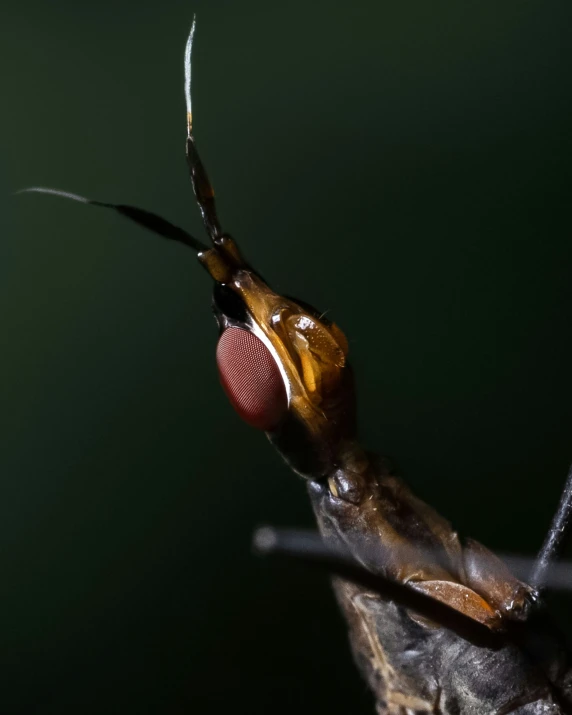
[14,187,91,203]
[184,15,197,136]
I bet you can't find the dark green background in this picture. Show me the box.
[2,1,572,712]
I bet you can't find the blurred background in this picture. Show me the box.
[2,1,572,712]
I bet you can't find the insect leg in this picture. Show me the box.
[253,527,499,643]
[530,462,572,591]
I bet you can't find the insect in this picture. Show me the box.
[21,17,572,715]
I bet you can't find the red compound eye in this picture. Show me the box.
[216,327,288,431]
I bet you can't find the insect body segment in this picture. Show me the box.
[310,465,538,631]
[209,263,354,478]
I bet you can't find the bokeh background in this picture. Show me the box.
[2,1,572,712]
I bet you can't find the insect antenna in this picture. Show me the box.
[530,462,572,592]
[15,187,208,253]
[184,17,224,244]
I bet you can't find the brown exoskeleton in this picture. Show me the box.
[23,19,572,714]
